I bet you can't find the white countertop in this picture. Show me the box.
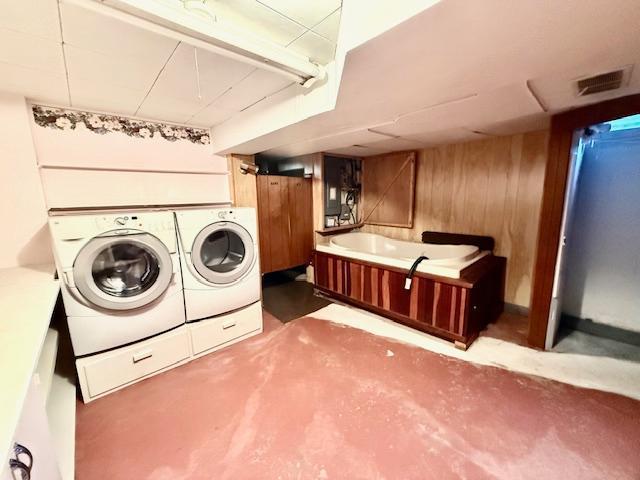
[0,264,60,464]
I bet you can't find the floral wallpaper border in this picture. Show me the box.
[32,105,210,145]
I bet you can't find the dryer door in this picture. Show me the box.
[191,221,255,285]
[73,231,173,310]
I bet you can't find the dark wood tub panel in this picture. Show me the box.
[312,251,506,348]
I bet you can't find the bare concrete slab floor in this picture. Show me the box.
[76,311,640,479]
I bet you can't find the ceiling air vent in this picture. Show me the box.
[575,68,630,96]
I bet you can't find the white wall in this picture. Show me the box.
[0,93,53,268]
[30,106,230,209]
[562,129,640,332]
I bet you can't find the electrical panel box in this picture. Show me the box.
[323,155,361,227]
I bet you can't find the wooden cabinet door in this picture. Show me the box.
[287,177,313,267]
[256,175,313,274]
[256,175,271,274]
[266,176,291,272]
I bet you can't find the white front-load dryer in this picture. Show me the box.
[174,207,261,321]
[49,211,186,356]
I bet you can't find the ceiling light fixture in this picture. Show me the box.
[63,0,324,86]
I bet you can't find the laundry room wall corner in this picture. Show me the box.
[0,92,53,268]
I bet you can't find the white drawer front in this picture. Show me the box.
[190,302,262,355]
[81,328,190,398]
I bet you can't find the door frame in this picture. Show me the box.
[528,93,640,348]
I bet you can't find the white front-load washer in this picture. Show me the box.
[49,211,186,357]
[174,207,261,321]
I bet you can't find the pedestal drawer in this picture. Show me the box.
[79,327,190,399]
[189,302,262,355]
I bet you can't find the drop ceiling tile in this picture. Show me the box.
[136,95,202,124]
[405,128,487,146]
[0,63,68,105]
[470,112,550,136]
[363,136,426,151]
[211,0,307,46]
[65,45,166,92]
[0,28,65,74]
[60,2,179,61]
[288,31,335,64]
[265,129,385,157]
[257,0,341,29]
[211,69,292,112]
[187,105,236,127]
[147,43,255,105]
[69,79,146,116]
[326,145,389,157]
[374,84,543,138]
[0,0,60,41]
[312,8,341,42]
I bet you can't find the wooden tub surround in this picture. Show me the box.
[312,251,506,349]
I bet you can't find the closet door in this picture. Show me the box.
[287,177,313,267]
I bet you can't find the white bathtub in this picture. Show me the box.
[316,232,488,279]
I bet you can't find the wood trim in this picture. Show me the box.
[528,94,640,348]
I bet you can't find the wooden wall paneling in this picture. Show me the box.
[362,151,416,228]
[363,131,549,308]
[311,153,325,246]
[227,154,257,208]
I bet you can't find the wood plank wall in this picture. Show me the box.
[362,130,549,307]
[227,154,258,208]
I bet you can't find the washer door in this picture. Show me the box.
[191,221,255,285]
[73,232,173,310]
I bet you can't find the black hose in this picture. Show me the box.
[405,256,430,290]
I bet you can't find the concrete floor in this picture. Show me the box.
[76,310,640,479]
[313,303,640,400]
[553,327,640,362]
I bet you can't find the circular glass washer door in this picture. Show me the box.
[191,221,255,285]
[73,232,173,310]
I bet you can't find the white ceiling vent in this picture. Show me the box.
[575,66,632,96]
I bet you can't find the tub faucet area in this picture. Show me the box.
[405,256,430,289]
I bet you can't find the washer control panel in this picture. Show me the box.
[94,214,174,231]
[216,210,236,220]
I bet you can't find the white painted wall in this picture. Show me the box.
[0,93,53,268]
[562,129,640,332]
[29,107,231,209]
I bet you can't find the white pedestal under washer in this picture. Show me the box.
[174,207,261,322]
[49,211,185,357]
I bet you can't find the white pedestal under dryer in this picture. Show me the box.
[174,207,263,357]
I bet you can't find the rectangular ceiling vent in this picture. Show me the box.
[575,68,630,96]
